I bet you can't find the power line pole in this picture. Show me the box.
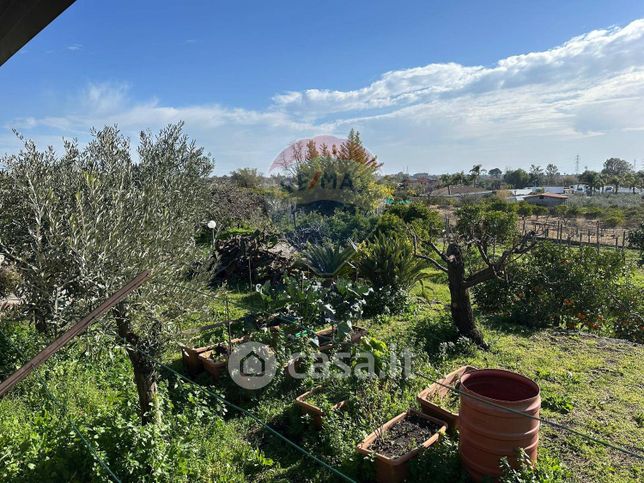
[575,154,580,175]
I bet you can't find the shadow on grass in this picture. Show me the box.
[411,314,462,359]
[479,313,548,339]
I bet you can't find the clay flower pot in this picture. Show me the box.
[357,409,447,483]
[458,369,541,482]
[417,365,477,431]
[294,386,347,429]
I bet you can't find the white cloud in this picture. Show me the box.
[5,19,644,173]
[66,43,83,51]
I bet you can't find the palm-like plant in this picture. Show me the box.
[300,241,358,278]
[358,233,428,291]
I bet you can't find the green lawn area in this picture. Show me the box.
[0,265,642,482]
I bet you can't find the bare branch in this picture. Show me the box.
[421,238,450,263]
[464,266,495,288]
[412,229,449,272]
[475,240,493,267]
[415,253,448,273]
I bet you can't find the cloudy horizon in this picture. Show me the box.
[3,9,644,175]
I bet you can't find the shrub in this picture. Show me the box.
[473,242,629,336]
[299,242,357,278]
[455,202,518,248]
[532,205,548,217]
[516,202,534,218]
[376,203,442,242]
[610,281,644,343]
[285,209,377,247]
[358,234,428,315]
[628,221,644,265]
[600,209,625,227]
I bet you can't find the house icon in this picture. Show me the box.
[240,350,266,377]
[228,341,277,390]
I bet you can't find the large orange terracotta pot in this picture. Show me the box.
[458,369,541,481]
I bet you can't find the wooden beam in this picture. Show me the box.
[0,271,149,398]
[0,0,77,67]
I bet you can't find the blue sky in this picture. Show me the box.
[2,0,644,174]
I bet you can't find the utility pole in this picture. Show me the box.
[575,154,580,175]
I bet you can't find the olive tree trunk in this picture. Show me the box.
[114,302,159,425]
[445,243,488,348]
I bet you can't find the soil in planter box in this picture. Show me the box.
[318,332,333,346]
[370,414,443,459]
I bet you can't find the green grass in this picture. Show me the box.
[1,265,642,482]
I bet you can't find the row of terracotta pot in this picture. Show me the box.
[294,366,477,483]
[180,325,368,382]
[295,365,476,432]
[297,365,542,483]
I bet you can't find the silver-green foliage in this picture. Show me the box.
[0,123,213,334]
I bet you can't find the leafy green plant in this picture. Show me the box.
[455,201,519,249]
[473,242,628,336]
[377,203,442,242]
[628,221,644,265]
[299,241,357,278]
[499,448,570,482]
[408,437,466,482]
[542,393,575,414]
[359,233,429,315]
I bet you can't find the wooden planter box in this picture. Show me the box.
[192,337,246,382]
[357,409,447,483]
[317,325,367,352]
[181,345,212,377]
[294,386,347,429]
[416,365,477,430]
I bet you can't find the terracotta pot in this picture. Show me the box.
[294,386,347,429]
[357,409,447,483]
[317,326,367,353]
[417,365,477,431]
[458,369,541,482]
[181,345,212,376]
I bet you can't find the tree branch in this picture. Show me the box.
[464,232,538,289]
[415,253,448,273]
[464,266,496,288]
[412,231,448,273]
[421,238,450,263]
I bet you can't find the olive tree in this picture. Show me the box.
[415,203,537,348]
[0,124,213,424]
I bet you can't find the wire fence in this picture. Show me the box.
[106,328,357,483]
[0,330,122,483]
[145,271,644,461]
[1,270,642,483]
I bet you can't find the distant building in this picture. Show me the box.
[507,188,533,201]
[523,193,568,207]
[542,186,566,194]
